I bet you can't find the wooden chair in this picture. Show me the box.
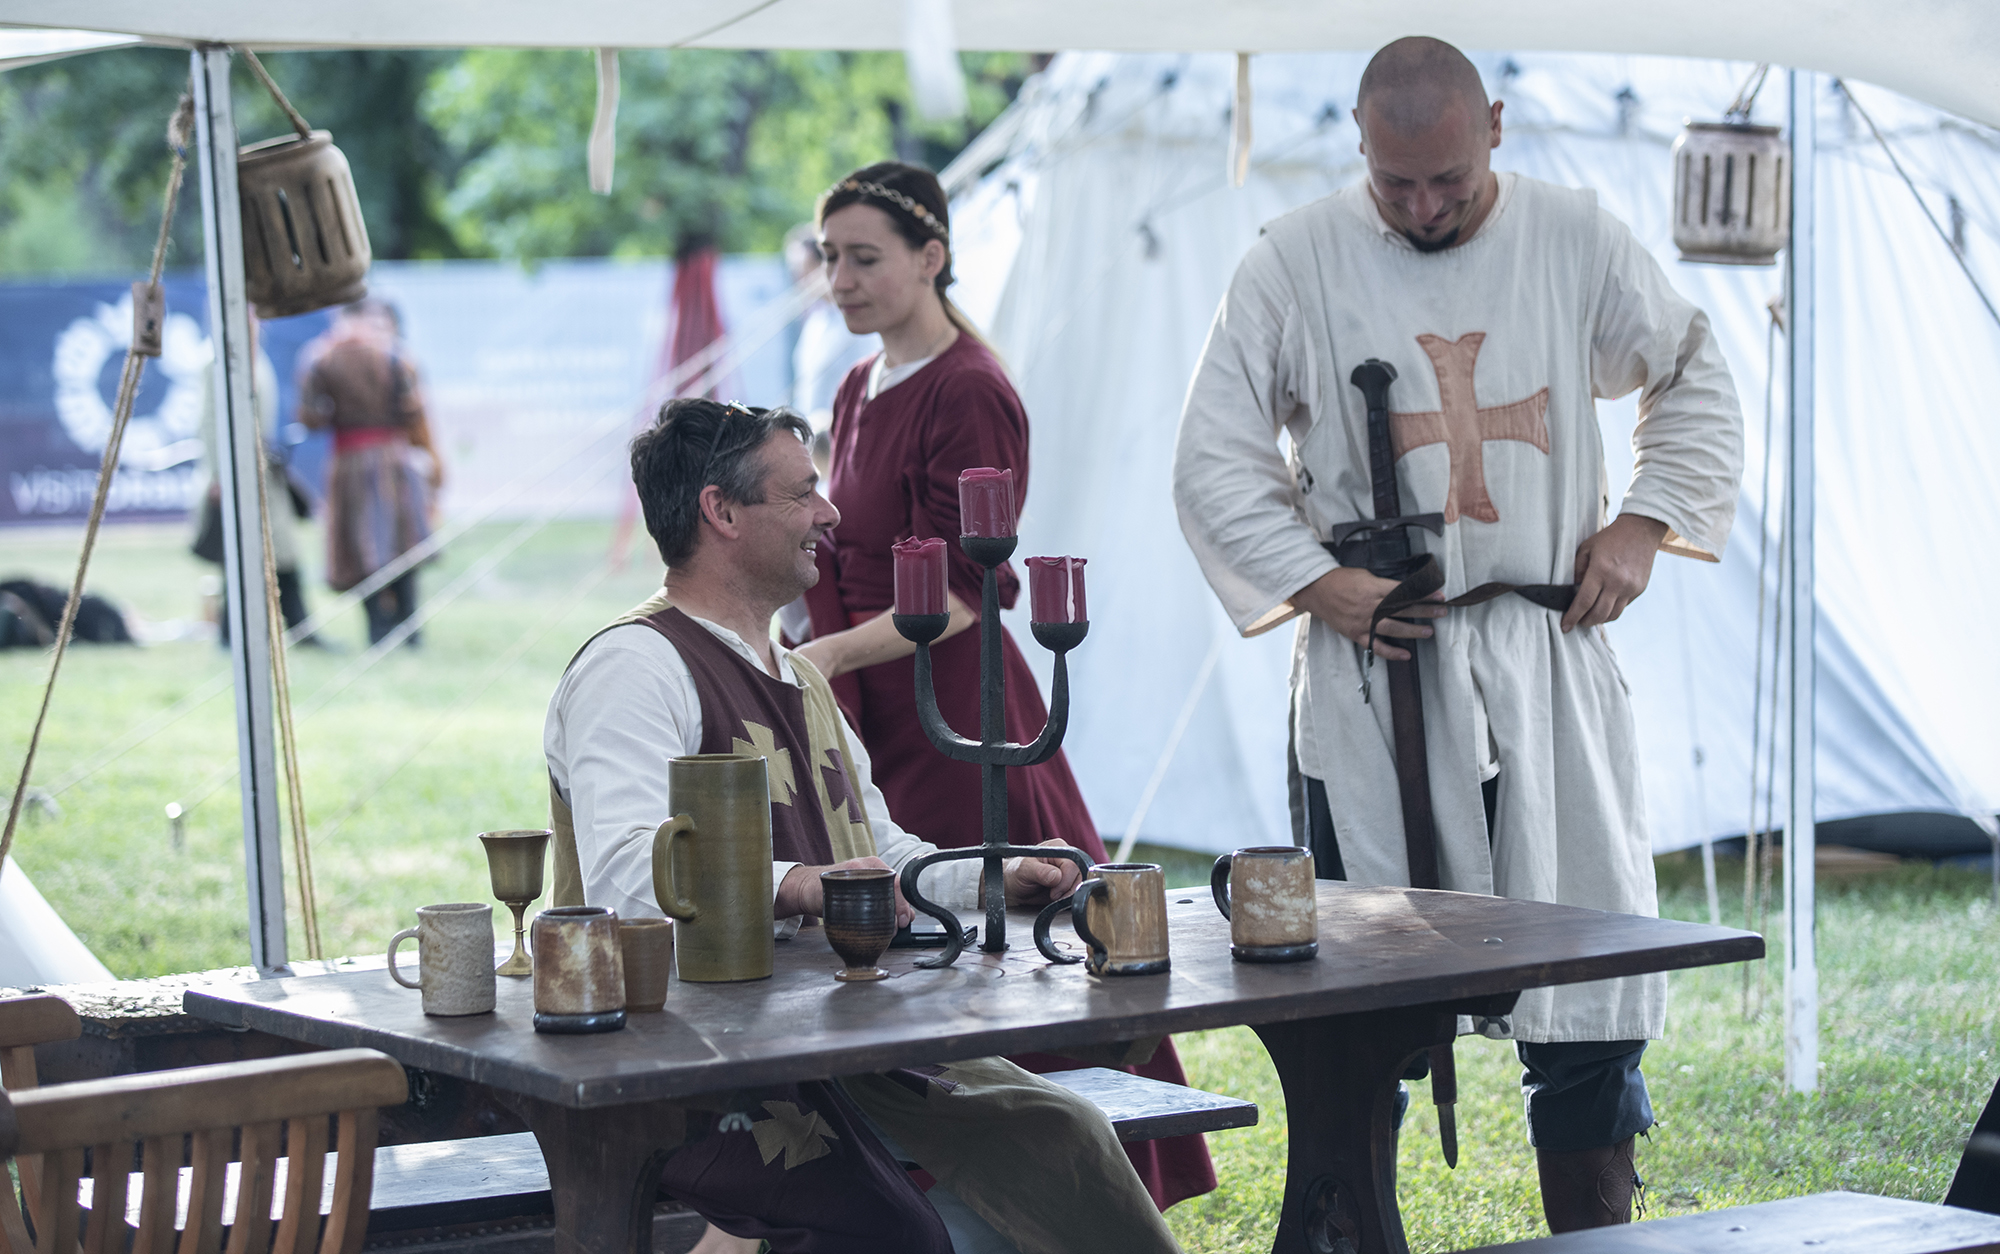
[0,995,80,1094]
[0,1048,406,1254]
[0,993,83,1238]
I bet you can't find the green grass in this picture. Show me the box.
[1,518,668,974]
[3,524,1995,1249]
[1166,857,1999,1250]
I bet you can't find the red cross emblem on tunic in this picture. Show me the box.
[1389,332,1551,524]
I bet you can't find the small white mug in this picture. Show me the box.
[388,903,496,1016]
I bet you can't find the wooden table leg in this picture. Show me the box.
[507,1095,689,1254]
[1253,1005,1459,1254]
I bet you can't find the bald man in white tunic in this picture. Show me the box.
[1172,37,1742,1233]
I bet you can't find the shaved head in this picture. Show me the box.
[1352,37,1504,252]
[1356,37,1489,137]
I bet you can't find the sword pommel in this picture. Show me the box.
[1349,358,1398,408]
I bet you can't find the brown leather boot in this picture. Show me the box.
[1535,1135,1639,1232]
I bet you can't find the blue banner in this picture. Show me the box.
[0,273,333,526]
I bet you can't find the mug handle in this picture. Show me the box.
[652,815,700,921]
[1210,854,1234,921]
[387,927,421,989]
[1068,879,1109,969]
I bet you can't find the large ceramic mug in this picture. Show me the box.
[652,754,775,982]
[387,903,496,1016]
[1211,846,1319,962]
[1069,863,1170,977]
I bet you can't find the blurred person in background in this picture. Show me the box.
[296,298,444,646]
[784,222,875,461]
[193,315,319,646]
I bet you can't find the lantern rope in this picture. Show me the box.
[241,49,313,140]
[1,89,196,883]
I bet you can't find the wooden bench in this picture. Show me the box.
[3,993,1254,1253]
[1464,1073,2000,1254]
[349,1066,1251,1249]
[1462,1191,2000,1253]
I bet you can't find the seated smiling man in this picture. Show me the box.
[543,398,1181,1254]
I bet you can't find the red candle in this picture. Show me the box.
[892,536,949,616]
[1027,556,1087,624]
[957,467,1017,538]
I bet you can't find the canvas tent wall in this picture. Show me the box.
[954,50,2000,856]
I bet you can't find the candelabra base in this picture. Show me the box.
[899,843,1095,969]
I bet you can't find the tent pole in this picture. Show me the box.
[1782,67,1818,1095]
[192,45,289,975]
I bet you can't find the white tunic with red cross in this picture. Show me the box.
[1173,173,1743,1042]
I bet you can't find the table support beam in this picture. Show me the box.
[1254,996,1515,1254]
[507,1094,688,1254]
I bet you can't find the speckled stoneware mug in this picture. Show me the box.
[1211,846,1319,963]
[387,903,497,1016]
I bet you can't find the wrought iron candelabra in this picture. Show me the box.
[892,533,1094,968]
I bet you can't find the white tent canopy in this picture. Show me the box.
[960,50,2000,855]
[4,0,2000,128]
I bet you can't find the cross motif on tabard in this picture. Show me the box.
[1390,332,1551,524]
[819,746,864,826]
[731,722,797,807]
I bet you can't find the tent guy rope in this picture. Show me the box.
[1,88,194,883]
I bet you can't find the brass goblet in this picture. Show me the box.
[479,829,551,976]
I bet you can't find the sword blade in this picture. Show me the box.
[1387,655,1441,890]
[1430,1042,1459,1169]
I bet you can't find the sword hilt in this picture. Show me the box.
[1349,358,1398,410]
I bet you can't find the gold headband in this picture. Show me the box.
[827,178,950,243]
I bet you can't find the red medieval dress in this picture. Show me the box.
[802,332,1216,1211]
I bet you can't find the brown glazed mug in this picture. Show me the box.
[619,918,675,1012]
[1068,863,1170,977]
[531,905,626,1033]
[1211,846,1319,962]
[652,754,775,983]
[387,903,496,1016]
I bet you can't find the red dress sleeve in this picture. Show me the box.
[911,362,1030,611]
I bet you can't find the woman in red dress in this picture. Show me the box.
[793,162,1216,1212]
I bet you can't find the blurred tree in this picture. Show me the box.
[0,46,463,276]
[0,47,202,275]
[424,48,1032,260]
[235,50,465,261]
[0,45,1032,274]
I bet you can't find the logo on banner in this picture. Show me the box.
[52,291,209,470]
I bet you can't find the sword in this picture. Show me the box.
[1334,358,1458,1167]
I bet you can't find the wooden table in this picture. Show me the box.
[182,883,1761,1254]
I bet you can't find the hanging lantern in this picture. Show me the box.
[1671,122,1788,266]
[232,54,371,319]
[237,129,371,318]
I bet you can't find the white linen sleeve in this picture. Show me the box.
[1589,210,1745,560]
[543,628,802,922]
[842,722,982,910]
[1172,236,1339,636]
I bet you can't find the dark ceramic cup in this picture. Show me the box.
[821,868,897,983]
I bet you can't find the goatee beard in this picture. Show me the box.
[1404,228,1461,253]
